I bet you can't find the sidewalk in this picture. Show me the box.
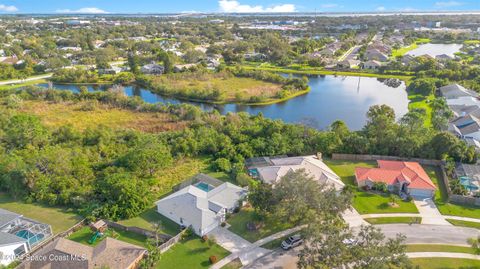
[407,252,480,260]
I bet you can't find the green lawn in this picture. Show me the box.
[155,236,230,269]
[324,160,419,214]
[0,78,48,90]
[227,207,295,242]
[410,258,480,268]
[407,91,434,127]
[220,258,242,269]
[0,192,82,234]
[427,166,480,219]
[365,217,421,225]
[391,43,418,58]
[447,219,480,229]
[406,244,476,254]
[67,226,149,248]
[117,206,181,236]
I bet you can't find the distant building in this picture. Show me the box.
[365,48,388,62]
[362,60,383,70]
[436,54,454,61]
[140,63,164,75]
[173,63,197,72]
[337,59,360,69]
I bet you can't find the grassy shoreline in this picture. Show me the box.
[240,65,413,81]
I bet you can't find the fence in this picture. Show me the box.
[103,220,172,242]
[450,194,480,206]
[159,229,187,253]
[331,153,445,166]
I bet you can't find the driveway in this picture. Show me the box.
[208,226,253,253]
[413,197,451,225]
[245,248,300,269]
[342,207,369,227]
[208,227,270,267]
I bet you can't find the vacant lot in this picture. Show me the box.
[147,72,287,103]
[324,159,418,214]
[0,192,82,234]
[15,100,188,132]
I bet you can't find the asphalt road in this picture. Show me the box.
[246,224,479,269]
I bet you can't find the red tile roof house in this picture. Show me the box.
[354,160,437,198]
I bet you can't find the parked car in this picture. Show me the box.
[281,234,303,250]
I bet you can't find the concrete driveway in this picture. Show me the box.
[413,197,451,225]
[245,248,300,269]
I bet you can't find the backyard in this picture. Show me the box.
[67,226,149,248]
[0,192,82,234]
[155,236,230,269]
[227,206,295,242]
[117,207,181,236]
[427,166,480,219]
[324,159,419,214]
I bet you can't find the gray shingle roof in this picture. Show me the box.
[0,208,21,228]
[0,232,27,246]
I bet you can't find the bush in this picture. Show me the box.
[201,235,208,242]
[220,222,226,227]
[211,158,232,173]
[209,255,217,264]
[235,173,251,187]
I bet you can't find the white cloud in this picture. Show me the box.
[376,6,386,11]
[435,1,463,8]
[321,4,340,9]
[218,0,295,13]
[56,7,108,14]
[0,4,18,12]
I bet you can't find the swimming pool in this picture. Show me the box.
[460,177,479,192]
[15,230,45,246]
[195,182,214,192]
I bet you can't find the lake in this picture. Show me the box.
[406,43,462,58]
[37,75,409,130]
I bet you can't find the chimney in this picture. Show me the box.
[316,152,322,160]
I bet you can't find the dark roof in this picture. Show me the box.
[456,163,480,178]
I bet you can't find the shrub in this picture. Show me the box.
[209,255,217,264]
[201,235,208,242]
[235,173,251,187]
[220,222,226,227]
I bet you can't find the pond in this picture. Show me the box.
[37,75,408,130]
[406,43,462,58]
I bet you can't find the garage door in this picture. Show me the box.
[409,188,433,198]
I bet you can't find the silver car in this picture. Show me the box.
[281,234,303,250]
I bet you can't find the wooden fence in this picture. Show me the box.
[103,220,172,242]
[159,229,187,253]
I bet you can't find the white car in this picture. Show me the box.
[281,234,303,250]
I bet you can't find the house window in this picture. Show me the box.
[14,245,26,256]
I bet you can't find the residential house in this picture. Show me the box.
[173,63,197,72]
[98,66,123,75]
[362,60,383,70]
[355,160,437,198]
[365,48,388,62]
[18,237,146,269]
[449,114,480,141]
[436,54,454,61]
[455,163,480,195]
[140,63,164,75]
[156,174,247,236]
[244,52,267,61]
[439,84,478,100]
[337,59,360,69]
[400,54,415,65]
[247,155,345,191]
[0,209,52,266]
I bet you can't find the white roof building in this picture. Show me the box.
[253,155,345,191]
[156,180,247,236]
[440,84,478,100]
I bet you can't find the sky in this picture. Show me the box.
[0,0,479,14]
